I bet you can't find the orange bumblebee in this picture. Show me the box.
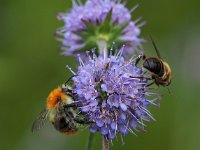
[32,85,89,135]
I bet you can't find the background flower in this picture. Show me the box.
[57,0,143,57]
[70,49,160,139]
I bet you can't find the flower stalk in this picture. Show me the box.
[103,136,109,150]
[97,39,107,56]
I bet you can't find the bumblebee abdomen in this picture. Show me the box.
[53,113,78,134]
[143,58,164,76]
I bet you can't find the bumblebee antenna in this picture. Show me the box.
[65,75,75,86]
[149,35,162,59]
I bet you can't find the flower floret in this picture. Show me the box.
[70,49,159,139]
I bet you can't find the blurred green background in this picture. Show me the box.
[1,0,200,150]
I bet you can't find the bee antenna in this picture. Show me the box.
[65,75,76,86]
[149,35,162,59]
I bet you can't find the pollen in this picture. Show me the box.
[46,87,66,109]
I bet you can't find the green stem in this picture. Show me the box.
[102,136,109,150]
[86,132,95,150]
[97,39,108,57]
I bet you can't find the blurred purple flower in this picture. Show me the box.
[57,0,143,57]
[69,48,160,139]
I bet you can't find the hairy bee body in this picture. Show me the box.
[143,57,172,86]
[52,104,78,135]
[135,37,172,87]
[32,86,85,135]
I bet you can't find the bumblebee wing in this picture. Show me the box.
[31,109,49,132]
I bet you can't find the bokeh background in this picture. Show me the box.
[1,0,200,150]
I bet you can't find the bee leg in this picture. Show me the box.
[166,87,172,95]
[147,81,155,87]
[143,70,148,74]
[66,91,76,98]
[62,87,74,97]
[74,117,93,125]
[129,76,152,80]
[135,55,142,66]
[135,54,146,66]
[64,103,78,109]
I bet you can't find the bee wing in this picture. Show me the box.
[31,109,49,132]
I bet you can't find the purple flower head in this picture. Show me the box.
[57,0,143,57]
[69,48,160,139]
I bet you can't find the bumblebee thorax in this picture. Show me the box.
[46,87,71,109]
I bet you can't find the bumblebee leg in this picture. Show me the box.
[64,103,78,109]
[62,87,75,97]
[74,117,93,124]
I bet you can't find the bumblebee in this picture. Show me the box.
[135,36,172,87]
[32,85,89,135]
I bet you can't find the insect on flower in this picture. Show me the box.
[135,36,172,87]
[31,85,90,135]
